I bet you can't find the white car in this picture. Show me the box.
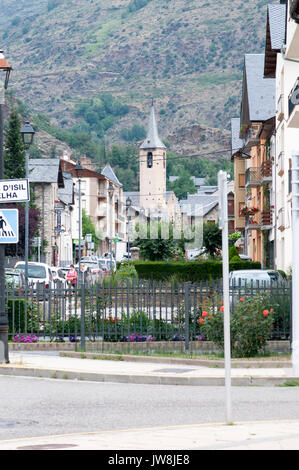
[14,261,53,288]
[98,257,116,273]
[51,267,67,286]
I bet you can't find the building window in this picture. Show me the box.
[239,174,245,188]
[147,152,153,168]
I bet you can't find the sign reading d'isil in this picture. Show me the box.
[0,179,30,203]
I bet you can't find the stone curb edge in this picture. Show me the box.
[0,366,295,387]
[59,351,292,369]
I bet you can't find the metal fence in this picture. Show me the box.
[5,278,292,349]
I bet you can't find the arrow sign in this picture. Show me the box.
[0,179,30,203]
[0,209,19,244]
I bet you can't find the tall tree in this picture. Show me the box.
[4,110,26,180]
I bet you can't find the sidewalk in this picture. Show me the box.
[1,351,299,450]
[0,350,298,386]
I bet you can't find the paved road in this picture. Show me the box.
[1,375,299,444]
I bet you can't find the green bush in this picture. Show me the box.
[229,246,240,260]
[199,295,276,357]
[7,299,26,338]
[133,260,261,282]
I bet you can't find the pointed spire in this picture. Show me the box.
[140,102,166,150]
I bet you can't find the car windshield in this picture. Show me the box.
[17,264,47,279]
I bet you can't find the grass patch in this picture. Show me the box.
[278,381,299,387]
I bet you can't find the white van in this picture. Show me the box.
[14,261,53,288]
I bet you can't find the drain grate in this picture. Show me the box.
[153,368,195,374]
[17,443,78,450]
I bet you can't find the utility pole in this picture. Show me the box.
[218,170,232,423]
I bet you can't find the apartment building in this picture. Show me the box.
[238,53,276,267]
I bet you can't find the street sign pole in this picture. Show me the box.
[0,95,7,363]
[218,170,232,424]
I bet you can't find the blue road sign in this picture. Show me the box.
[0,209,19,244]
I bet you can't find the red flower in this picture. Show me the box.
[220,306,224,312]
[270,308,274,312]
[202,311,208,317]
[263,310,269,316]
[199,318,205,324]
[240,298,245,302]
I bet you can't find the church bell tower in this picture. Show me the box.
[139,103,167,210]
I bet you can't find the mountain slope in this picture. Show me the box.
[1,0,276,156]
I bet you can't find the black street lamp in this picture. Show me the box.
[20,121,35,324]
[0,50,12,364]
[126,197,132,260]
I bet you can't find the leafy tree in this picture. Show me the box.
[203,222,222,258]
[168,169,197,200]
[4,110,26,180]
[82,209,100,251]
[134,221,176,261]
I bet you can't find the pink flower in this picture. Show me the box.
[263,310,269,316]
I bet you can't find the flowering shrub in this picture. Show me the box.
[198,295,276,357]
[239,206,259,217]
[13,334,39,343]
[120,334,154,342]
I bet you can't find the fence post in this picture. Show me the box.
[185,281,190,353]
[80,271,86,351]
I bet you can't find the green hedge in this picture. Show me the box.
[132,260,262,282]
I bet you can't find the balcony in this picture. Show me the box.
[245,210,273,230]
[98,189,107,198]
[278,151,284,176]
[245,167,261,187]
[261,161,272,182]
[278,208,285,231]
[288,78,299,127]
[243,125,260,152]
[277,94,284,122]
[97,205,107,218]
[261,210,273,230]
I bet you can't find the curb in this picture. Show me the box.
[60,351,292,369]
[0,365,295,387]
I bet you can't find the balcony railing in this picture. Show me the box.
[245,210,273,230]
[245,167,261,187]
[261,161,272,182]
[97,205,107,218]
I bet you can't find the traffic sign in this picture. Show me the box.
[0,209,19,244]
[0,179,30,203]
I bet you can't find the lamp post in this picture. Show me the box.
[74,159,84,350]
[20,121,35,303]
[126,197,132,260]
[0,50,12,364]
[108,182,114,272]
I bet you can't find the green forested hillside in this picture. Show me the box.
[0,0,276,190]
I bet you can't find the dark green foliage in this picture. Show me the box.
[132,260,261,282]
[203,222,222,258]
[7,299,26,338]
[4,110,26,180]
[229,246,240,260]
[120,124,146,142]
[168,170,197,200]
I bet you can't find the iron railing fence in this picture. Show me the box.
[5,279,292,347]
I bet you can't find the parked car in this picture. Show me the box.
[98,257,117,273]
[51,267,67,286]
[229,270,285,287]
[14,261,53,288]
[5,268,25,292]
[229,269,285,307]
